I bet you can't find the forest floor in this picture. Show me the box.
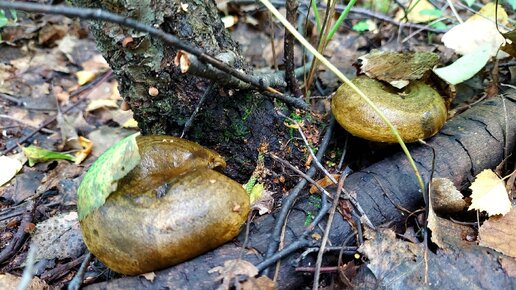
[0,1,515,289]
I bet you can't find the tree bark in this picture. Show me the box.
[84,93,516,289]
[72,0,296,179]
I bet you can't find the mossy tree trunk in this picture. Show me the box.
[72,0,292,179]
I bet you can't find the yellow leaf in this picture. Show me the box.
[249,183,264,205]
[76,70,96,86]
[283,121,301,129]
[86,99,119,112]
[122,118,139,128]
[394,0,439,23]
[74,136,93,165]
[442,3,509,58]
[468,169,511,216]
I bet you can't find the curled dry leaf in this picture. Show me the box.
[478,206,516,258]
[468,169,511,216]
[74,136,93,164]
[309,174,340,194]
[210,259,276,290]
[431,178,466,215]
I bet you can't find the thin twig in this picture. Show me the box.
[0,93,24,106]
[313,172,347,290]
[0,115,55,134]
[262,117,335,275]
[445,0,463,24]
[256,239,312,271]
[283,115,374,228]
[67,252,93,290]
[0,201,35,264]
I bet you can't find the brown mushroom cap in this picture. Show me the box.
[79,136,249,275]
[331,76,447,143]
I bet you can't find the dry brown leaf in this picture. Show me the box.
[431,178,466,215]
[80,54,110,72]
[358,51,439,89]
[359,228,422,280]
[309,174,340,194]
[0,273,48,290]
[210,259,259,290]
[251,189,274,215]
[499,256,516,278]
[478,206,516,258]
[241,276,277,290]
[427,204,474,251]
[468,169,511,216]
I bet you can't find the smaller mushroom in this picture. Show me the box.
[331,76,447,143]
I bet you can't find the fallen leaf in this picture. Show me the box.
[0,153,25,187]
[22,145,75,166]
[76,70,96,85]
[80,54,110,72]
[309,174,340,194]
[74,136,93,164]
[210,259,259,290]
[251,189,274,215]
[433,43,492,85]
[426,203,474,251]
[501,29,516,58]
[468,169,511,216]
[0,273,48,290]
[441,3,508,58]
[77,133,141,220]
[478,206,516,257]
[241,275,277,290]
[85,99,119,112]
[499,256,516,278]
[431,178,466,214]
[359,228,422,282]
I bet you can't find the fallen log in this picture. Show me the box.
[84,92,516,289]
